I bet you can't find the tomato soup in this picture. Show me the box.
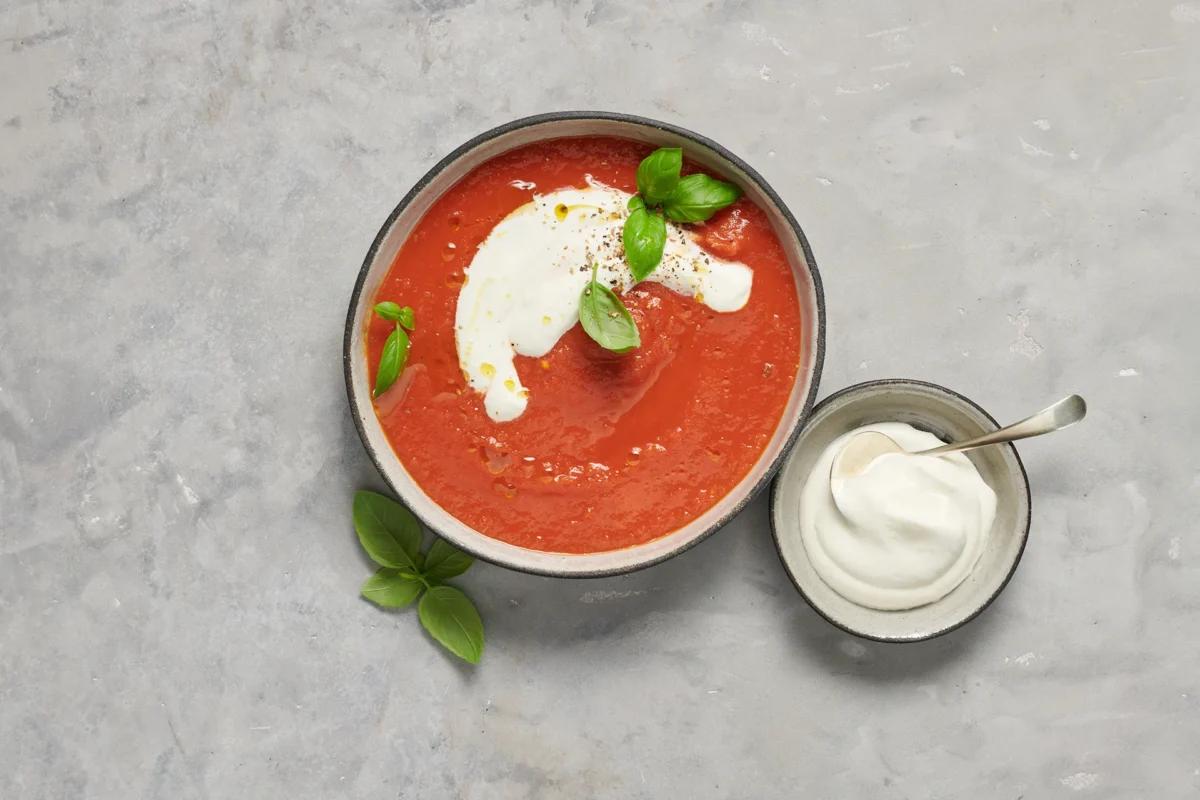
[367,137,802,553]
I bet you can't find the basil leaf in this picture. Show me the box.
[663,174,742,223]
[418,585,485,663]
[622,207,667,282]
[375,303,415,330]
[423,539,475,581]
[579,267,640,353]
[627,194,645,211]
[361,568,424,608]
[353,490,422,570]
[374,302,403,321]
[636,147,682,206]
[374,324,410,397]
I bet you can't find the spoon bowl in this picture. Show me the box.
[830,394,1086,482]
[830,431,905,480]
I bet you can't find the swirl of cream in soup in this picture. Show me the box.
[454,182,753,422]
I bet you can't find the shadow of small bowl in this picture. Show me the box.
[345,111,826,577]
[770,379,1032,641]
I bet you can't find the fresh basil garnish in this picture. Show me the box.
[417,585,482,666]
[418,585,485,664]
[361,568,424,608]
[621,148,741,281]
[622,207,667,282]
[579,265,640,353]
[635,146,682,206]
[662,174,741,223]
[374,326,410,397]
[374,302,414,330]
[353,491,485,663]
[423,538,475,581]
[375,301,402,319]
[353,490,423,571]
[373,302,415,397]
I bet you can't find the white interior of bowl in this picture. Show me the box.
[347,116,823,576]
[772,381,1030,640]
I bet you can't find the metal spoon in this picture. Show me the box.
[831,394,1087,481]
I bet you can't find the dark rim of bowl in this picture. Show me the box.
[344,110,827,578]
[769,378,1033,642]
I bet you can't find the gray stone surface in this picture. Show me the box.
[2,0,1197,797]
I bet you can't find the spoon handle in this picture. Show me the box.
[918,394,1087,456]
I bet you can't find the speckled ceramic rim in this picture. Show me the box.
[769,379,1033,642]
[344,111,826,577]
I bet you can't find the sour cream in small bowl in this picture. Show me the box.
[770,379,1031,642]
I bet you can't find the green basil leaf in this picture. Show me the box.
[361,568,424,608]
[418,585,484,664]
[579,267,640,354]
[623,207,667,282]
[374,325,410,397]
[353,490,422,570]
[636,147,683,206]
[627,194,645,211]
[375,303,415,330]
[663,174,742,223]
[423,538,475,582]
[374,302,403,321]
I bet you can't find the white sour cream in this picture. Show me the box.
[799,422,997,611]
[454,183,753,422]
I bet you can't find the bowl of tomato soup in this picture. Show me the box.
[345,112,825,576]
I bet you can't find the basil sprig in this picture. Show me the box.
[354,490,484,663]
[579,264,641,353]
[375,301,414,329]
[622,147,742,279]
[373,302,415,397]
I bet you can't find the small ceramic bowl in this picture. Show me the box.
[345,111,826,577]
[770,379,1031,641]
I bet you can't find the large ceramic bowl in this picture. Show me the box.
[345,111,825,576]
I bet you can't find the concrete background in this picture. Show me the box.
[2,1,1197,797]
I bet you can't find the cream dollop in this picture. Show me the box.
[799,422,997,611]
[454,183,753,422]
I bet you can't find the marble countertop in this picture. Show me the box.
[3,1,1197,797]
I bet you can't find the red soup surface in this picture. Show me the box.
[368,136,803,553]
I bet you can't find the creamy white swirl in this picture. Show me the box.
[800,422,997,610]
[455,183,753,422]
